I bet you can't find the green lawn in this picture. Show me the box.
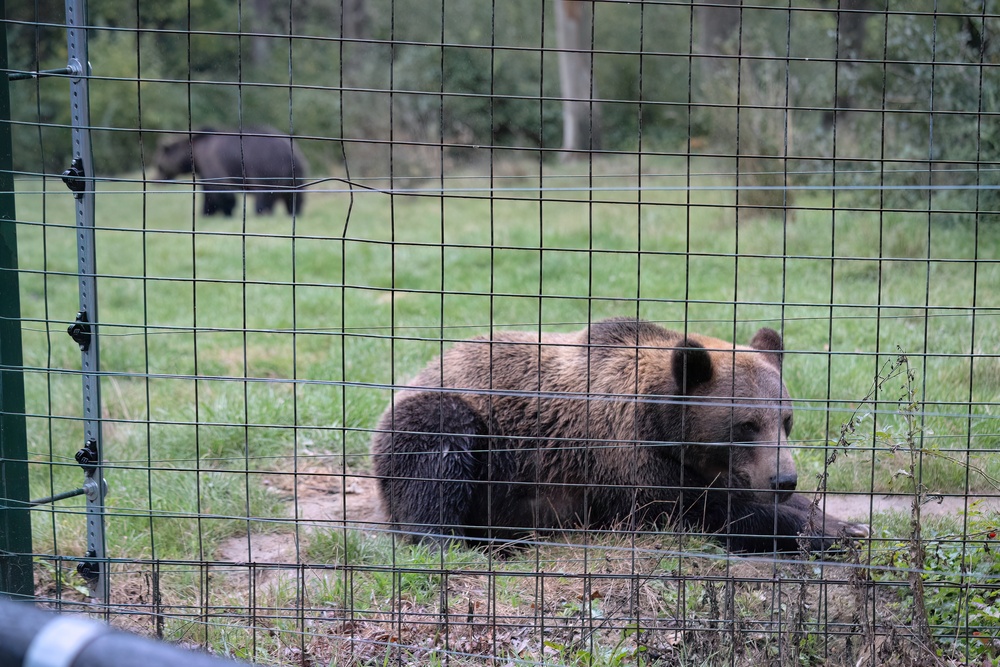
[18,158,999,520]
[13,156,1000,663]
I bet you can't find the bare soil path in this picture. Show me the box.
[217,475,998,568]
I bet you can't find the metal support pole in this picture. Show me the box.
[64,0,108,602]
[0,0,36,599]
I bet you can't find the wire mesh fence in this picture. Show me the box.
[3,1,1000,665]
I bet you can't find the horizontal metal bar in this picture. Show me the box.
[7,67,75,81]
[29,487,86,506]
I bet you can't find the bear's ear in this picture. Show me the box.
[749,327,783,369]
[671,339,713,394]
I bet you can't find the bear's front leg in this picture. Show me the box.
[731,493,868,553]
[255,193,276,215]
[779,492,870,553]
[682,488,867,553]
[202,190,236,217]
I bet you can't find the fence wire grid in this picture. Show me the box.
[3,1,1000,666]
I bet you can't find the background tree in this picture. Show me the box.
[698,0,740,74]
[342,0,369,42]
[555,0,600,157]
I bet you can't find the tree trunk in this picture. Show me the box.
[342,0,370,41]
[698,0,741,72]
[555,0,600,158]
[832,0,871,120]
[251,0,274,67]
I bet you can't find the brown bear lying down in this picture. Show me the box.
[371,318,868,553]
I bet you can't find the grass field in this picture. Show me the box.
[14,155,1000,664]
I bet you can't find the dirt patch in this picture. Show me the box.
[273,471,384,532]
[216,472,384,567]
[821,492,1000,522]
[216,478,997,571]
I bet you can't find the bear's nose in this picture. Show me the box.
[770,473,798,495]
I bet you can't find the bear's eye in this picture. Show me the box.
[783,415,793,436]
[733,421,760,441]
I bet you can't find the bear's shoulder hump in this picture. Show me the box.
[585,318,677,348]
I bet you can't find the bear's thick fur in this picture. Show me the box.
[371,318,867,553]
[153,126,308,217]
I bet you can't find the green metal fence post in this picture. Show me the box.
[0,0,36,599]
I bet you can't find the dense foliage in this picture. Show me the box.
[6,0,998,213]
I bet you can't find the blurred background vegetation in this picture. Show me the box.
[6,0,999,215]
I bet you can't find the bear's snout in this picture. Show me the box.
[770,472,798,500]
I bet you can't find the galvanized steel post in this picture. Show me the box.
[63,0,108,602]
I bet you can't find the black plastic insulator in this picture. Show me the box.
[61,156,86,198]
[67,310,91,350]
[75,439,98,471]
[76,550,100,583]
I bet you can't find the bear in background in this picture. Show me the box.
[153,125,308,217]
[371,318,868,553]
